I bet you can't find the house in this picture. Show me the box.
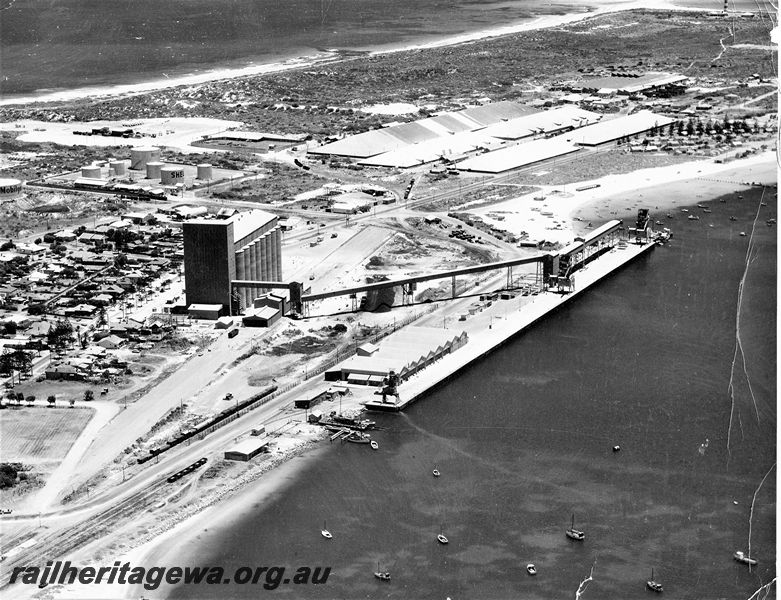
[78,233,107,246]
[46,364,84,381]
[97,335,125,349]
[54,230,78,242]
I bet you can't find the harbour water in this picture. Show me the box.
[168,187,776,598]
[0,0,762,100]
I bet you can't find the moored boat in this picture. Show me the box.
[370,440,379,450]
[646,568,663,593]
[373,562,391,581]
[566,514,585,541]
[321,521,332,539]
[733,551,758,566]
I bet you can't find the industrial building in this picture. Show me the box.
[567,110,676,146]
[309,101,536,160]
[326,105,600,170]
[224,437,269,461]
[457,136,581,174]
[183,209,282,314]
[330,326,469,384]
[566,72,688,96]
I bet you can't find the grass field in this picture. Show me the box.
[0,407,94,462]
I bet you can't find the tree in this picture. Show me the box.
[47,319,74,353]
[10,350,33,379]
[25,395,34,407]
[96,306,108,330]
[84,389,94,402]
[15,392,24,406]
[69,398,75,408]
[3,321,17,336]
[47,394,56,407]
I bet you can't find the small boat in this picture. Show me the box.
[719,198,727,203]
[702,208,712,213]
[733,551,758,566]
[613,445,621,452]
[681,208,689,213]
[687,215,700,220]
[433,467,441,477]
[321,521,332,539]
[666,213,674,219]
[566,514,585,541]
[646,568,663,593]
[729,216,737,221]
[526,563,537,576]
[373,562,391,581]
[767,218,776,225]
[437,526,449,544]
[697,203,706,208]
[655,220,662,225]
[370,440,379,450]
[346,432,371,444]
[739,232,747,236]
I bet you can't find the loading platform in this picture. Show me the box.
[363,241,656,412]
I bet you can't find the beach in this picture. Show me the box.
[0,0,721,107]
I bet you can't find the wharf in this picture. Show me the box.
[364,241,656,413]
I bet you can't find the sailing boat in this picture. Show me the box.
[373,561,391,581]
[565,514,585,541]
[646,568,663,593]
[321,521,332,539]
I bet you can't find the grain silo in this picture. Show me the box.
[130,146,161,170]
[146,161,164,179]
[81,165,102,178]
[109,160,127,176]
[160,166,185,185]
[196,164,213,180]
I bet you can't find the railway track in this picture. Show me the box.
[0,479,169,586]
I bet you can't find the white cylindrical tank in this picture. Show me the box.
[130,146,160,170]
[0,178,22,197]
[81,166,101,178]
[196,163,212,180]
[146,161,164,179]
[109,160,127,176]
[160,166,184,185]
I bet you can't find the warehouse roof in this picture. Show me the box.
[458,137,580,174]
[310,101,536,159]
[567,111,676,146]
[572,72,688,94]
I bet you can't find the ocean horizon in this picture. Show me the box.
[0,0,761,103]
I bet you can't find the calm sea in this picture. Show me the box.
[0,0,761,100]
[166,188,776,599]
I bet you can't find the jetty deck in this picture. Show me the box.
[364,241,655,412]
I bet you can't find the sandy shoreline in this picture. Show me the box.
[0,0,698,108]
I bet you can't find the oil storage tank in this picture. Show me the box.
[81,165,102,178]
[109,160,127,176]
[130,146,161,170]
[196,164,212,180]
[160,166,185,185]
[145,161,164,180]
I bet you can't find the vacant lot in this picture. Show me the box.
[1,407,94,461]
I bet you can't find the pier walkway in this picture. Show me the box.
[364,241,655,412]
